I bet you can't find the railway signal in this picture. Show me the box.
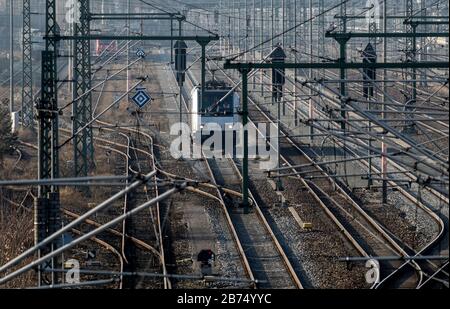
[174,40,187,85]
[197,249,216,276]
[362,43,377,99]
[269,44,286,105]
[132,87,152,109]
[269,45,287,193]
[175,40,187,136]
[136,48,146,58]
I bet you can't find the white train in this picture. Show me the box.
[190,79,241,137]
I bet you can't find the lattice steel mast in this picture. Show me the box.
[72,0,94,178]
[404,0,417,133]
[22,0,34,127]
[35,0,61,286]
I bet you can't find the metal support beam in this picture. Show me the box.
[404,0,417,133]
[338,38,349,131]
[35,0,60,286]
[73,0,94,178]
[223,61,449,70]
[325,32,449,38]
[9,0,14,114]
[200,41,207,112]
[22,0,34,127]
[367,7,379,187]
[50,35,219,42]
[90,12,184,17]
[382,0,388,204]
[239,68,251,212]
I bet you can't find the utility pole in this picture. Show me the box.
[366,4,379,188]
[271,0,274,48]
[282,0,285,47]
[293,0,298,127]
[270,45,286,193]
[260,0,264,96]
[35,0,61,287]
[22,0,34,127]
[101,0,105,26]
[404,0,417,134]
[9,0,14,114]
[228,2,231,55]
[170,18,174,64]
[252,0,256,89]
[239,68,251,213]
[317,0,325,128]
[219,0,223,56]
[73,0,94,178]
[245,0,248,61]
[420,0,427,87]
[127,0,131,101]
[382,0,388,204]
[232,0,236,54]
[309,0,314,142]
[238,0,241,53]
[338,3,348,134]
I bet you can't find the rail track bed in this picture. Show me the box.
[203,62,428,288]
[250,64,444,256]
[247,86,422,288]
[205,157,301,289]
[244,167,368,288]
[122,135,162,289]
[148,60,249,288]
[71,64,167,289]
[185,63,368,288]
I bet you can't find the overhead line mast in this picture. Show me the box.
[73,0,95,178]
[35,0,61,287]
[22,0,34,127]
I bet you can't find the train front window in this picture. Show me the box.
[201,91,234,115]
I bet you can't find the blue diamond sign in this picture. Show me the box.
[136,48,146,58]
[132,88,151,108]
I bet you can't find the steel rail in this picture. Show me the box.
[89,81,170,288]
[58,132,165,257]
[261,65,449,203]
[91,50,171,287]
[0,170,157,276]
[247,65,448,288]
[209,61,425,288]
[0,186,181,285]
[179,66,256,287]
[14,138,167,259]
[227,156,305,289]
[93,120,170,288]
[1,196,124,289]
[186,63,304,289]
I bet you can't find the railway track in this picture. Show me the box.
[91,61,169,289]
[195,58,431,288]
[207,156,303,289]
[242,60,448,288]
[6,36,445,289]
[19,138,167,283]
[40,46,170,288]
[178,63,303,289]
[262,64,448,205]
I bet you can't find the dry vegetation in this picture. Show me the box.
[0,194,36,288]
[0,102,35,288]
